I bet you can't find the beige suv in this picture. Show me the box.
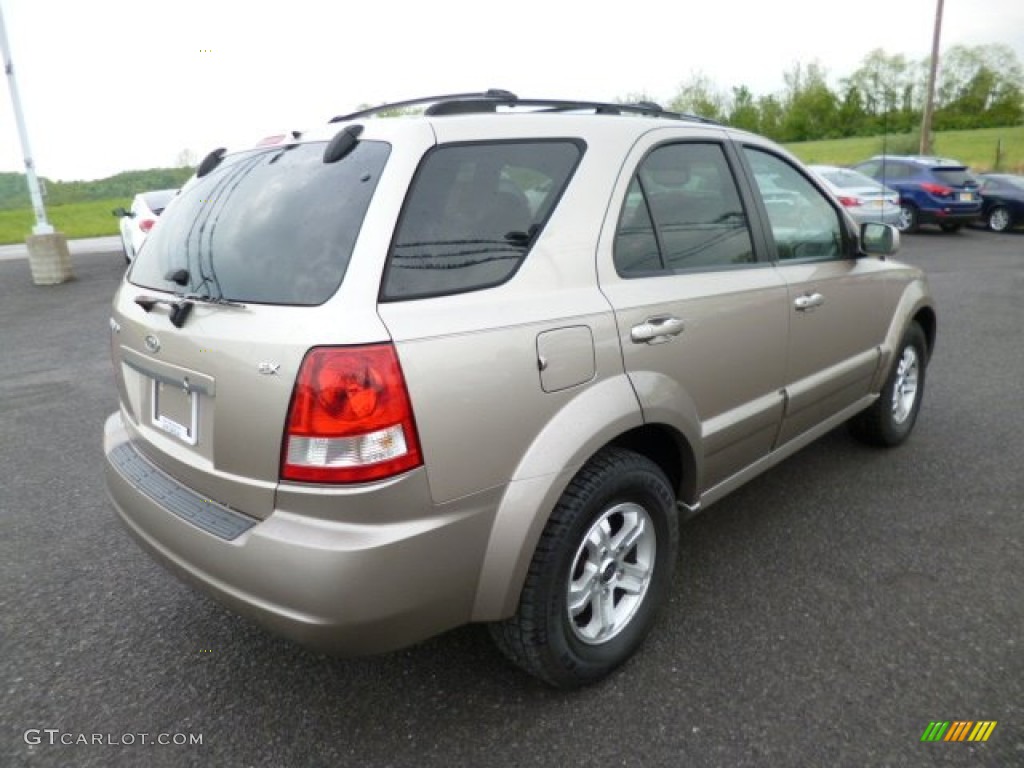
[103,91,935,688]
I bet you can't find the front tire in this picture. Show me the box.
[987,206,1011,233]
[850,323,928,447]
[490,448,678,688]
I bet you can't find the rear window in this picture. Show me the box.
[130,141,390,305]
[820,169,874,189]
[381,140,583,301]
[931,168,976,187]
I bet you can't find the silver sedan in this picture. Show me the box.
[810,164,902,227]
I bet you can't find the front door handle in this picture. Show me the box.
[631,315,685,344]
[794,293,825,312]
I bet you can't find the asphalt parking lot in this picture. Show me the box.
[2,229,1022,767]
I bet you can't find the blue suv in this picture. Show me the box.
[852,155,981,233]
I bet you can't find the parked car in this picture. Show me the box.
[808,164,902,227]
[103,91,935,688]
[977,173,1024,232]
[851,155,981,233]
[112,188,178,263]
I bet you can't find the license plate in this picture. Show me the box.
[152,378,199,445]
[958,192,974,201]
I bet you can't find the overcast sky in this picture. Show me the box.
[1,0,1022,181]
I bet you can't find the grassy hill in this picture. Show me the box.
[784,125,1024,172]
[0,167,193,210]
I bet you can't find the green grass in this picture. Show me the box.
[785,125,1024,172]
[0,198,127,245]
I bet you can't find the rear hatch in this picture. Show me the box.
[110,137,393,520]
[926,164,981,207]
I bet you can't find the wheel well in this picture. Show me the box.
[610,425,697,506]
[913,307,937,363]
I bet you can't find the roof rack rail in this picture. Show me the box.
[328,90,721,125]
[329,90,518,123]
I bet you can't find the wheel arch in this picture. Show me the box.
[873,280,936,391]
[913,304,937,363]
[470,376,699,621]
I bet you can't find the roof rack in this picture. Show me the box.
[328,89,719,125]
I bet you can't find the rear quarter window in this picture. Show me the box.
[381,140,583,301]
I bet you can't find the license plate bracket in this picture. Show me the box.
[152,378,199,445]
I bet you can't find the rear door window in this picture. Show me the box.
[382,140,582,300]
[614,142,755,275]
[130,141,391,306]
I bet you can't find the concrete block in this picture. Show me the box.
[27,232,74,285]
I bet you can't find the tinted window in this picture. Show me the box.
[880,163,912,179]
[744,149,843,262]
[614,142,754,275]
[382,141,582,300]
[932,168,976,187]
[130,141,390,305]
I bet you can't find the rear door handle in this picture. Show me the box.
[631,315,685,344]
[794,293,825,312]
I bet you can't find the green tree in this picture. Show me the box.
[757,94,785,140]
[668,73,725,121]
[934,44,1024,129]
[836,85,868,137]
[728,85,760,132]
[780,62,839,141]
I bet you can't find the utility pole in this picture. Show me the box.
[919,0,944,155]
[0,1,71,283]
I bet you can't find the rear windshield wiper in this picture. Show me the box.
[179,293,246,309]
[135,293,246,328]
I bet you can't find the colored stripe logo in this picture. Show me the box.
[921,721,997,742]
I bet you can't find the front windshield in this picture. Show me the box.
[130,140,391,306]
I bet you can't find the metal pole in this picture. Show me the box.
[0,1,53,235]
[919,0,944,156]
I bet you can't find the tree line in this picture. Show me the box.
[655,44,1023,143]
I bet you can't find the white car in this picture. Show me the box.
[809,165,902,227]
[113,189,178,263]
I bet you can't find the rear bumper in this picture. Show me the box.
[915,202,982,226]
[103,412,501,655]
[849,207,902,227]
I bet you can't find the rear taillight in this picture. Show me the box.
[139,219,156,233]
[837,195,863,207]
[281,345,422,483]
[920,182,953,197]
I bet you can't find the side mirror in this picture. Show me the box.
[111,207,131,218]
[860,222,900,257]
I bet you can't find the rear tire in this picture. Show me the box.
[897,203,919,234]
[987,206,1011,233]
[489,447,678,688]
[850,323,928,447]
